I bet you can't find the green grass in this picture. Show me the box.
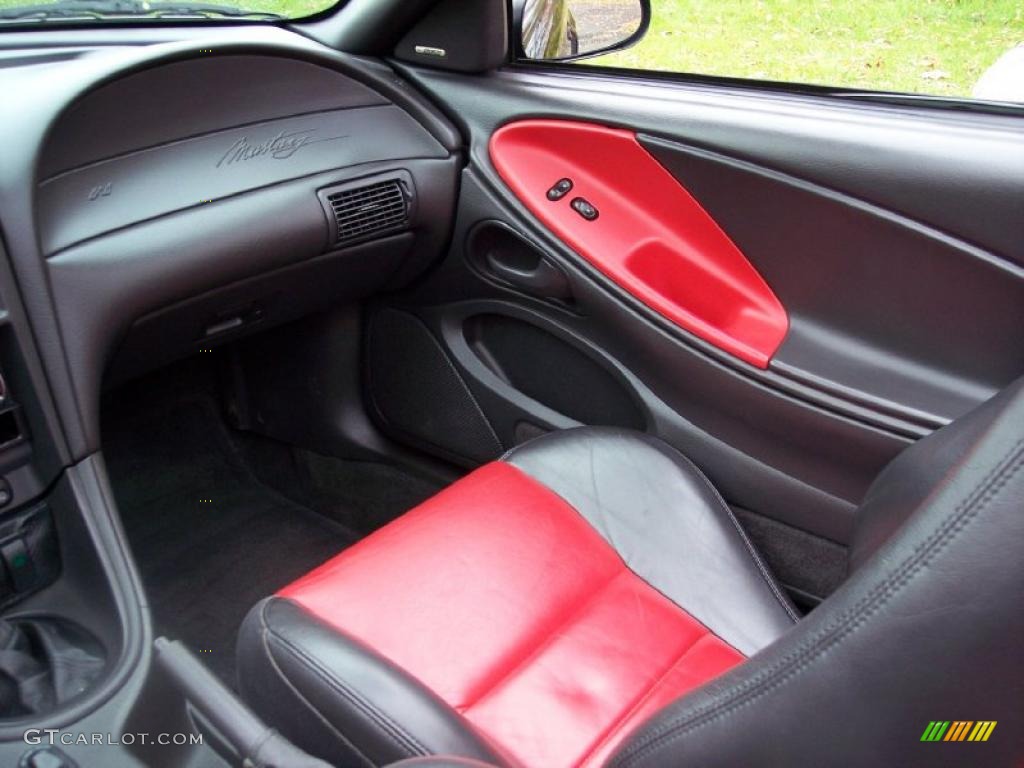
[230,0,329,18]
[586,0,1024,98]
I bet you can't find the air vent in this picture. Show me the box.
[323,176,411,246]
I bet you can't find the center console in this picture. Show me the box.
[0,244,149,767]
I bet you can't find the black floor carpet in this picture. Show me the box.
[102,361,439,685]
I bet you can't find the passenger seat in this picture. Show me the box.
[236,379,1024,768]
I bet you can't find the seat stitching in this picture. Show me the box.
[459,569,625,714]
[613,438,1024,767]
[267,629,429,757]
[670,450,800,622]
[254,600,375,768]
[619,440,1024,763]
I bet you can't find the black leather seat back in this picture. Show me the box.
[850,378,1024,572]
[610,378,1024,767]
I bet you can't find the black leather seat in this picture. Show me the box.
[237,379,1024,768]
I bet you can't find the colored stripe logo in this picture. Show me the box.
[921,721,997,742]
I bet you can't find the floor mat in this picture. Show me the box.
[104,386,359,685]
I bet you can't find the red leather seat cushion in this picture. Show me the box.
[279,461,744,767]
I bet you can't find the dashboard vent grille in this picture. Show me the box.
[327,179,409,245]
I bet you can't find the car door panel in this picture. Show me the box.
[489,119,788,368]
[396,66,1024,420]
[369,171,894,544]
[404,67,1024,260]
[367,63,1024,599]
[641,134,1024,426]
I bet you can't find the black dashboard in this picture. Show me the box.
[0,26,462,762]
[2,27,462,458]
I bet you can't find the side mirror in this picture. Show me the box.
[517,0,650,62]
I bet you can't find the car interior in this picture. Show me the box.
[0,0,1020,765]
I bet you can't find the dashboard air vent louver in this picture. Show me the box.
[326,178,410,246]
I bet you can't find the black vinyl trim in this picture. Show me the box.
[507,61,1024,118]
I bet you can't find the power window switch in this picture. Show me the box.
[570,197,599,221]
[546,178,574,201]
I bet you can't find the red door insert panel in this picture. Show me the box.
[489,119,788,369]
